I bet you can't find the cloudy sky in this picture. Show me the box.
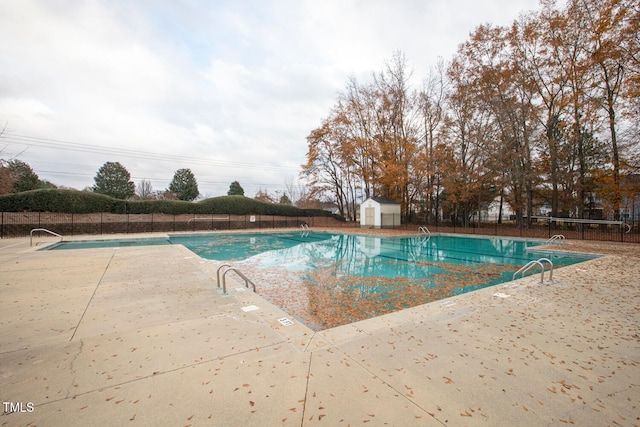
[0,0,541,199]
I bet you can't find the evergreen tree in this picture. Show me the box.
[279,193,292,205]
[169,168,199,201]
[93,161,135,199]
[227,180,245,196]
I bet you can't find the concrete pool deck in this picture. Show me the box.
[1,230,639,426]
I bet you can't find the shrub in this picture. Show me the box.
[0,189,115,213]
[0,190,343,220]
[125,199,195,215]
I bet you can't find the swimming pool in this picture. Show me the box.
[49,231,596,330]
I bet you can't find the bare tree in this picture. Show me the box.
[579,0,635,218]
[418,57,448,223]
[254,188,276,203]
[284,174,309,207]
[136,179,155,200]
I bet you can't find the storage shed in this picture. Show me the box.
[360,197,401,228]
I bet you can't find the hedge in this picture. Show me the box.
[0,189,116,214]
[0,189,341,219]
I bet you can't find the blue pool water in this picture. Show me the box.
[47,237,171,249]
[48,232,596,330]
[169,231,593,274]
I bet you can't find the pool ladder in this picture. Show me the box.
[512,258,554,284]
[30,228,63,246]
[545,234,565,245]
[417,226,431,244]
[300,223,310,236]
[216,264,257,294]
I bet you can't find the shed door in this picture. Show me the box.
[365,207,375,225]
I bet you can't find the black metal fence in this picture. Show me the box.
[408,217,639,243]
[2,211,638,243]
[0,212,348,238]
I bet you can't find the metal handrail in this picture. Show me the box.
[537,258,554,283]
[512,257,554,284]
[513,260,545,284]
[30,228,63,246]
[532,216,632,233]
[216,263,233,287]
[545,234,565,244]
[222,268,256,294]
[418,226,430,235]
[188,217,212,223]
[215,264,256,294]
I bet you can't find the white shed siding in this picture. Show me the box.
[360,198,401,228]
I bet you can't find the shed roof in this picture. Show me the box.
[367,197,400,205]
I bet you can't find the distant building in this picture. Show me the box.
[360,197,401,228]
[622,174,640,222]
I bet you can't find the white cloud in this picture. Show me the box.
[0,0,541,197]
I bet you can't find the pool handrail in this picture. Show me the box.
[545,234,565,244]
[30,228,63,246]
[416,226,431,245]
[221,268,256,294]
[538,258,554,283]
[512,257,554,284]
[216,263,233,288]
[216,263,256,294]
[513,260,545,284]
